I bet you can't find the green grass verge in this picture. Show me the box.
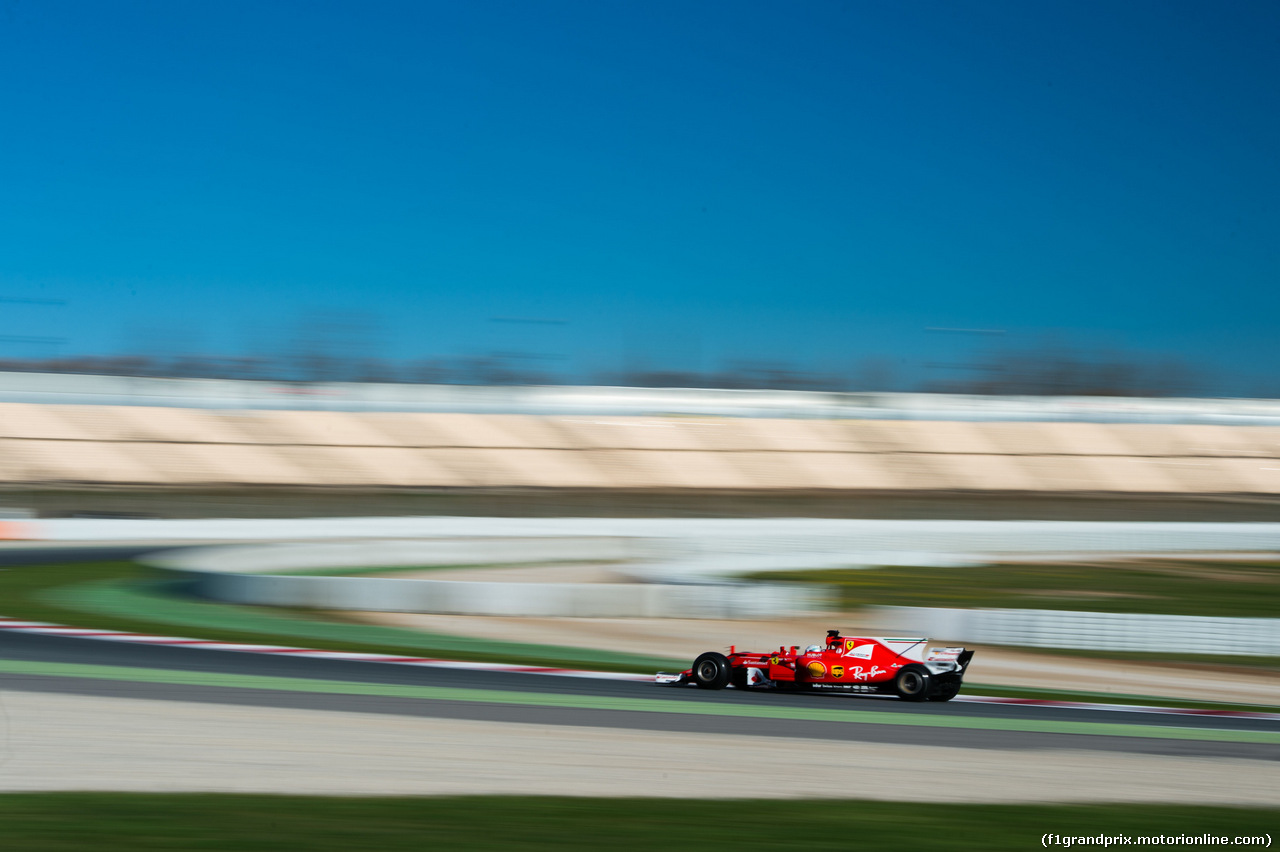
[0,561,684,673]
[0,795,1274,851]
[749,559,1280,617]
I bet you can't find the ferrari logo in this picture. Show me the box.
[832,665,844,679]
[845,639,857,653]
[769,655,781,666]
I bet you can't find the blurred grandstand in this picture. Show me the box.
[0,368,1275,522]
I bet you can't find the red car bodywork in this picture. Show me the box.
[656,629,974,702]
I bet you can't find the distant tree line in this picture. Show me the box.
[920,346,1207,398]
[0,346,1225,397]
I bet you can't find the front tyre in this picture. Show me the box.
[692,652,732,690]
[893,665,932,702]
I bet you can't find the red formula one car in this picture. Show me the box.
[656,629,974,702]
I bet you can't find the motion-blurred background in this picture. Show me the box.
[1,2,1277,848]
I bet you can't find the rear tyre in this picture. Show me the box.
[692,652,733,690]
[893,665,932,702]
[928,683,960,702]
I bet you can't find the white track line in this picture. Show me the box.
[0,617,649,681]
[952,694,1280,720]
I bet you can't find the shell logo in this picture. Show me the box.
[831,665,844,679]
[805,661,827,679]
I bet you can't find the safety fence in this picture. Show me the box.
[877,606,1280,656]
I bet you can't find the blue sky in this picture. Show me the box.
[1,1,1277,391]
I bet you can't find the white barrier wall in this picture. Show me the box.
[184,571,826,619]
[877,606,1280,656]
[148,538,828,619]
[42,516,1280,554]
[153,538,648,573]
[2,370,1280,423]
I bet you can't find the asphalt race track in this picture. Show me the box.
[3,547,1279,760]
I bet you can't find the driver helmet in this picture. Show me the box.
[804,645,823,654]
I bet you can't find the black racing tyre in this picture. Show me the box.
[692,652,733,690]
[893,665,932,702]
[928,683,960,703]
